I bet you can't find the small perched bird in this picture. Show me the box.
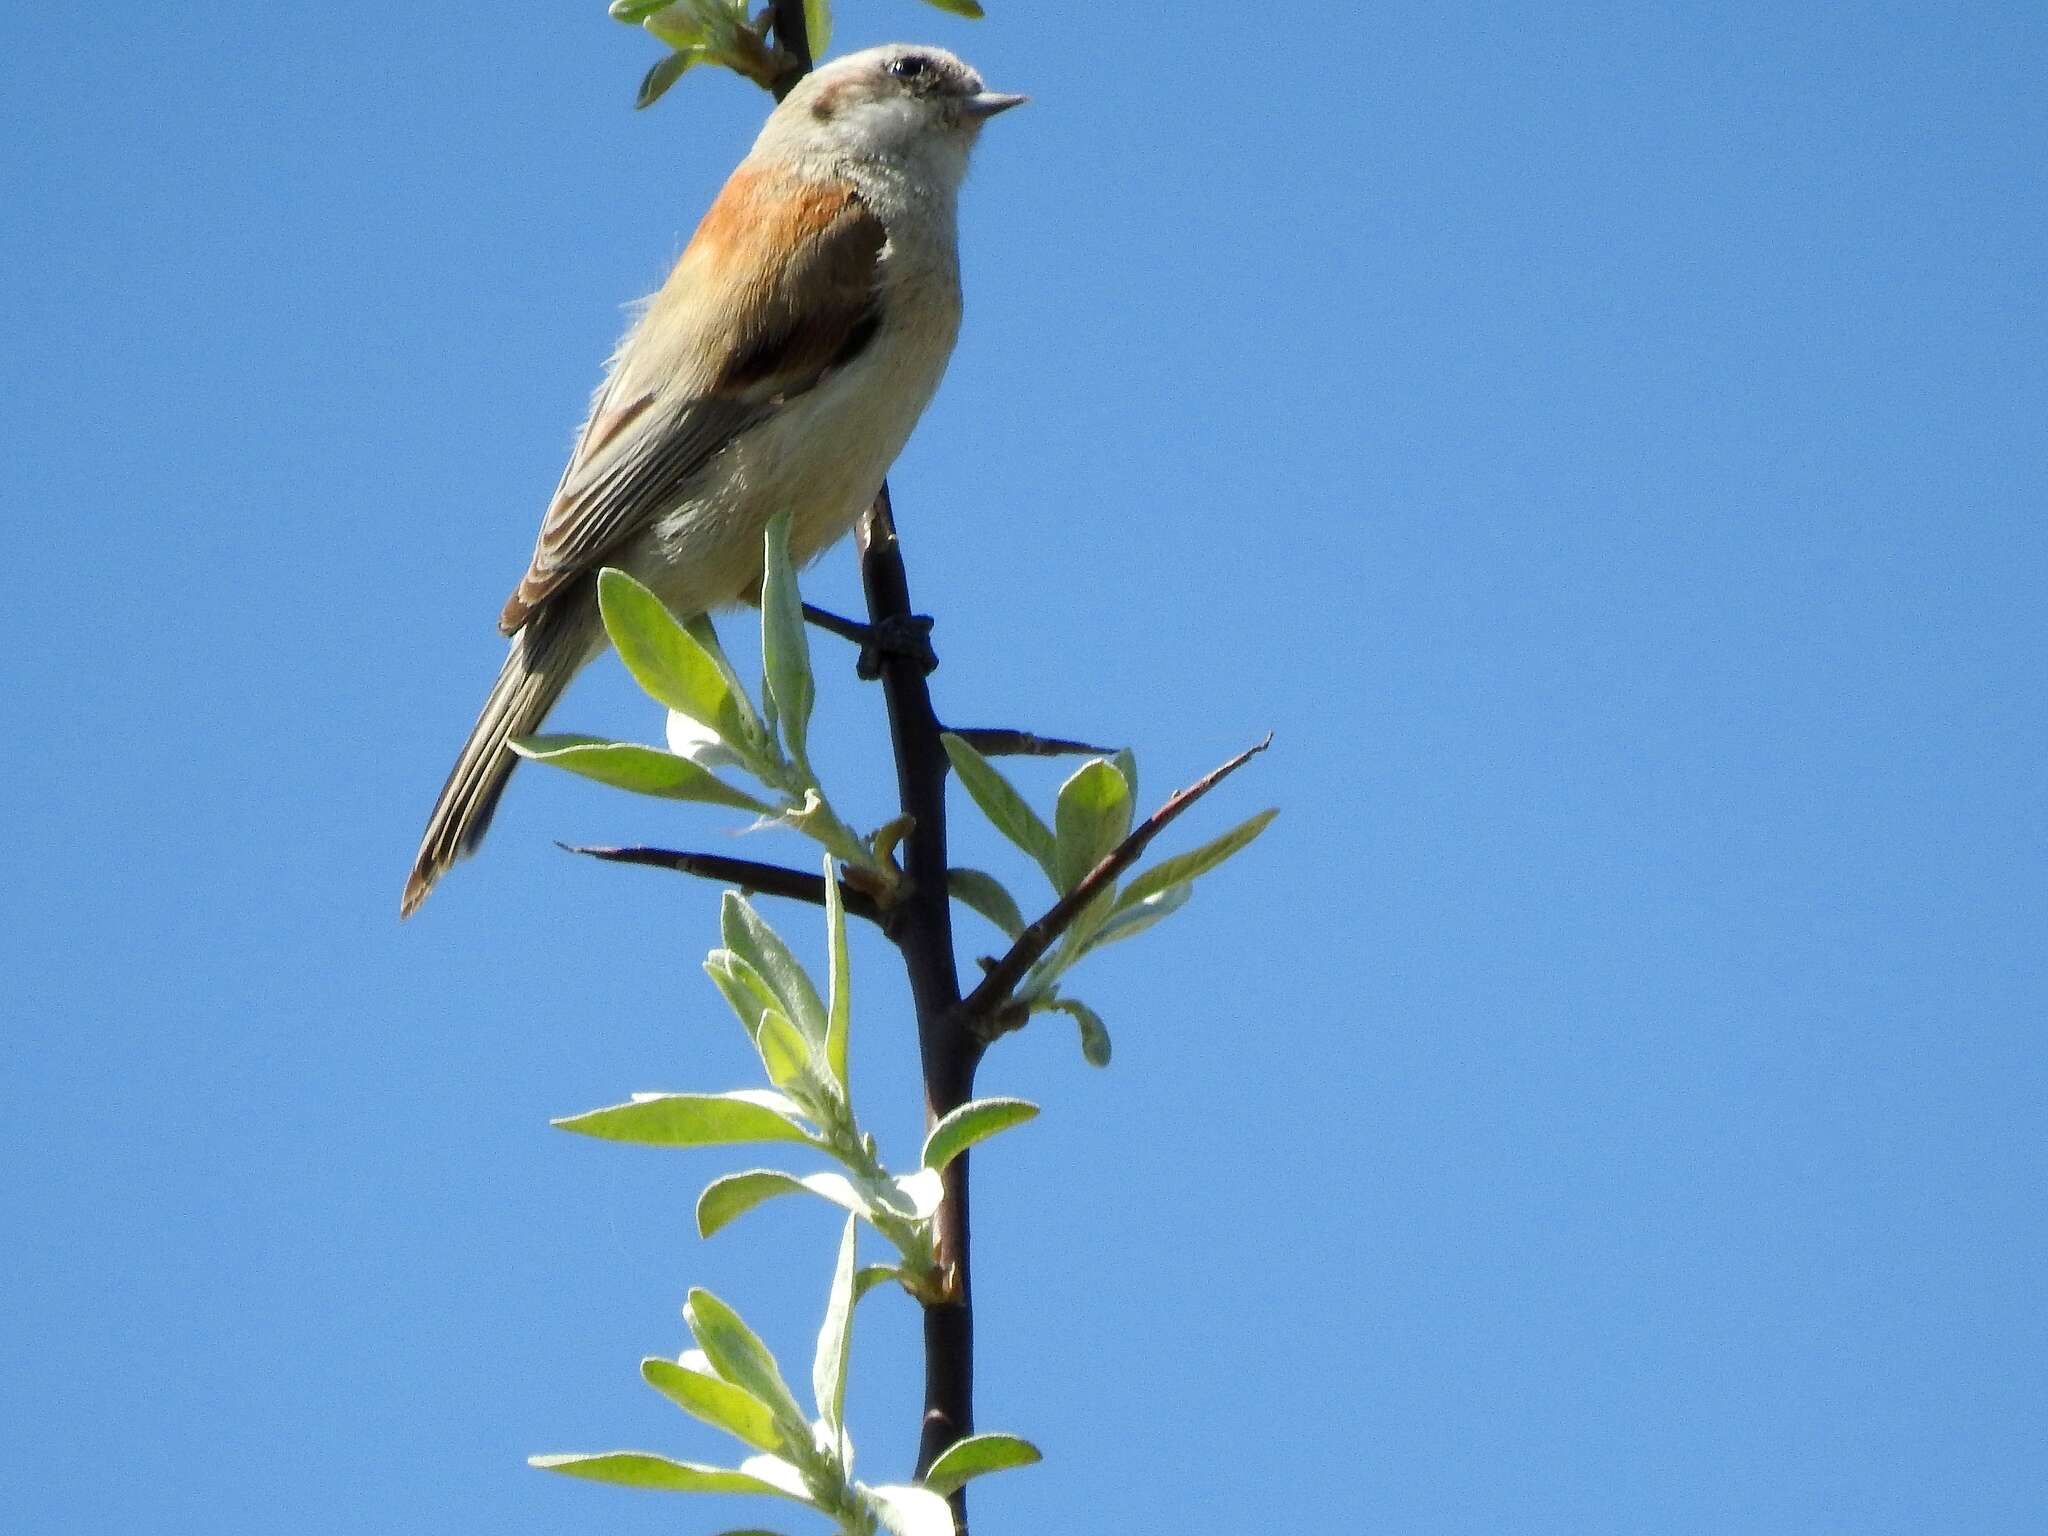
[402,45,1023,917]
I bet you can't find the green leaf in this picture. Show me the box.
[940,733,1059,886]
[920,1433,1042,1497]
[529,1452,799,1498]
[1110,747,1138,804]
[946,868,1025,939]
[917,0,985,17]
[554,1090,815,1147]
[921,1097,1039,1172]
[704,950,782,1042]
[753,1008,812,1094]
[641,1357,784,1454]
[1040,998,1111,1067]
[854,1264,902,1302]
[1115,807,1278,912]
[1053,758,1133,894]
[863,1482,957,1536]
[610,0,680,21]
[822,859,851,1093]
[696,1168,908,1237]
[802,0,832,56]
[597,568,767,765]
[759,509,815,770]
[636,46,700,109]
[643,5,712,51]
[722,893,829,1047]
[697,1170,808,1237]
[685,1289,812,1446]
[510,735,769,812]
[1080,881,1193,954]
[683,615,770,748]
[813,1215,857,1429]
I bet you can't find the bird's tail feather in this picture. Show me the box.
[401,610,590,918]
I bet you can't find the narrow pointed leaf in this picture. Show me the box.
[529,1452,796,1497]
[920,1433,1042,1497]
[641,1358,784,1454]
[697,1168,892,1237]
[854,1264,902,1302]
[759,509,815,769]
[1080,881,1193,954]
[753,1008,811,1094]
[918,0,985,17]
[921,1097,1039,1172]
[822,859,851,1092]
[597,568,764,761]
[636,47,700,108]
[685,1289,811,1444]
[704,950,781,1042]
[802,0,832,55]
[554,1091,815,1146]
[722,892,828,1046]
[813,1215,858,1428]
[946,868,1025,938]
[510,735,769,812]
[940,733,1058,885]
[609,0,681,21]
[1114,807,1279,912]
[864,1482,957,1536]
[1041,997,1111,1067]
[697,1170,807,1238]
[1053,758,1133,894]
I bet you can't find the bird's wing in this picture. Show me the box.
[499,172,888,634]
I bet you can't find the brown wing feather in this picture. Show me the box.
[499,172,888,635]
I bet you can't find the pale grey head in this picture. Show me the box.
[764,44,1026,179]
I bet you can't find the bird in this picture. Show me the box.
[402,44,1024,917]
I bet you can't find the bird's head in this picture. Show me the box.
[766,45,1025,182]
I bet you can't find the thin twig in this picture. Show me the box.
[948,727,1117,759]
[559,843,886,926]
[803,602,870,646]
[957,735,1274,1022]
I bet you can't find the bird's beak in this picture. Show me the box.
[961,90,1029,120]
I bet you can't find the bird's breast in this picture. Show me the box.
[635,259,962,613]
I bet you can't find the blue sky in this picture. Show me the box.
[5,1,2044,1531]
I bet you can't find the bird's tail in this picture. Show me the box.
[401,608,592,917]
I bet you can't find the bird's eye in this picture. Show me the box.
[887,55,931,82]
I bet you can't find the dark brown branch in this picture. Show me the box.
[857,487,980,1507]
[802,602,871,646]
[947,728,1117,759]
[957,735,1274,1023]
[559,843,886,926]
[766,0,812,98]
